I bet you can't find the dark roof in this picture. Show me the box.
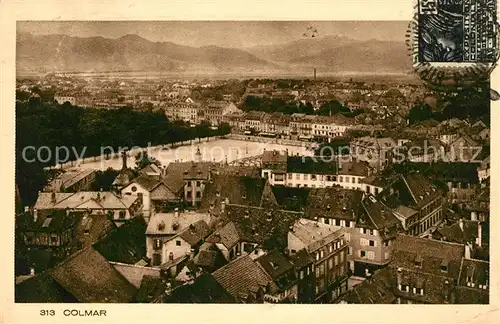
[213,165,261,178]
[199,175,269,213]
[168,273,236,303]
[262,150,288,172]
[390,265,455,304]
[271,186,310,212]
[194,250,219,268]
[433,220,478,245]
[257,250,297,292]
[262,150,288,164]
[49,247,137,303]
[177,220,211,246]
[164,162,216,193]
[135,275,167,303]
[256,250,294,280]
[359,195,400,236]
[385,173,443,209]
[392,234,464,279]
[340,268,396,304]
[286,156,337,175]
[400,163,480,184]
[75,214,117,249]
[212,255,277,300]
[457,258,489,297]
[289,249,314,269]
[93,216,147,264]
[206,221,240,250]
[338,160,371,176]
[360,174,392,187]
[213,205,304,250]
[306,188,363,221]
[16,210,82,232]
[454,285,489,304]
[133,174,161,191]
[15,272,78,303]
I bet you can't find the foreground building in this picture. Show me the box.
[261,150,372,190]
[288,219,348,302]
[339,234,489,304]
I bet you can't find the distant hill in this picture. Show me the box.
[246,35,358,63]
[16,33,281,74]
[17,33,412,74]
[287,39,412,73]
[248,36,412,73]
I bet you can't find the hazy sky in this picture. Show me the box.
[18,21,407,47]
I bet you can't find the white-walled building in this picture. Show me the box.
[261,151,372,190]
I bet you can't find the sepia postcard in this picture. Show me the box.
[1,0,499,323]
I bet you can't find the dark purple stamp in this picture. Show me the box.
[417,0,497,63]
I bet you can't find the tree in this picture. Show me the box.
[408,102,433,124]
[135,151,161,170]
[91,168,120,191]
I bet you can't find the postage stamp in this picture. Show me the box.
[417,0,497,63]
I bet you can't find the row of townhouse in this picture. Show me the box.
[164,99,242,126]
[224,111,355,140]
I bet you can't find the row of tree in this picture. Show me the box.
[408,81,490,125]
[242,96,362,117]
[16,98,230,206]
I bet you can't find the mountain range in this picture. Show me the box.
[17,32,413,75]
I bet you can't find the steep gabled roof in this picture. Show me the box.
[49,247,137,303]
[177,220,211,246]
[340,267,396,304]
[93,217,147,264]
[199,175,269,212]
[305,188,363,221]
[212,255,277,300]
[359,195,400,233]
[15,272,78,303]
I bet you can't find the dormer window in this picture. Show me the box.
[414,255,423,268]
[440,259,449,272]
[466,267,475,287]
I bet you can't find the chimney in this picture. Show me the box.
[443,279,450,303]
[459,218,464,232]
[477,222,482,248]
[165,282,172,296]
[396,267,403,287]
[121,150,128,170]
[465,243,472,259]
